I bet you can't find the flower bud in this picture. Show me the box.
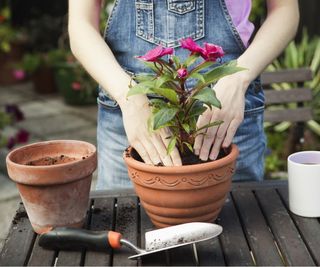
[177,68,188,78]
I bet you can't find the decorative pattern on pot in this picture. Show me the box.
[130,166,235,188]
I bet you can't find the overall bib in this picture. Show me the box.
[97,0,266,189]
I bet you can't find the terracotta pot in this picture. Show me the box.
[32,67,57,94]
[6,140,97,234]
[123,144,239,228]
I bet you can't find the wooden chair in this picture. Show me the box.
[261,67,313,153]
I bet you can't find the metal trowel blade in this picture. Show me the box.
[129,222,222,259]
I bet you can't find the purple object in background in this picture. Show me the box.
[225,0,255,47]
[288,151,320,164]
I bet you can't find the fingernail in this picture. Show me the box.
[199,155,207,161]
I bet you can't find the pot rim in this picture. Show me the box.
[123,144,239,174]
[6,139,96,170]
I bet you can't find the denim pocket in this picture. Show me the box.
[135,0,205,47]
[97,88,120,110]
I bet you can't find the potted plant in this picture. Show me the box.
[6,139,97,234]
[123,38,243,228]
[50,49,98,106]
[15,52,57,94]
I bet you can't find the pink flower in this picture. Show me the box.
[180,38,204,54]
[202,43,224,61]
[12,69,26,81]
[71,82,82,91]
[137,46,173,62]
[177,68,188,78]
[15,129,30,143]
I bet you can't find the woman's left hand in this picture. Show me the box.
[193,72,250,161]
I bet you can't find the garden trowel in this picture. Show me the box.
[39,222,222,259]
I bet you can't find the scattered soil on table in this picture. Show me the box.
[12,210,27,225]
[25,154,85,166]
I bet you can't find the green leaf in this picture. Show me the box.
[192,87,221,109]
[183,142,193,152]
[149,98,168,109]
[189,72,205,83]
[196,120,223,133]
[192,61,215,73]
[184,54,199,67]
[201,62,246,87]
[153,107,178,130]
[133,73,155,83]
[167,137,177,155]
[127,83,153,97]
[155,75,174,88]
[188,102,207,118]
[142,61,161,73]
[172,56,181,69]
[152,88,179,104]
[182,123,190,133]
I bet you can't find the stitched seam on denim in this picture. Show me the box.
[219,0,246,52]
[135,0,155,42]
[167,0,195,14]
[104,0,120,38]
[97,97,119,109]
[143,0,204,47]
[244,105,264,115]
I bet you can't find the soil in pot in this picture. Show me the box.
[129,146,230,166]
[25,154,90,166]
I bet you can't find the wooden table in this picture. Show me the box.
[1,181,320,266]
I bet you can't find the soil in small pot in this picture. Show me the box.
[128,146,231,166]
[25,154,89,166]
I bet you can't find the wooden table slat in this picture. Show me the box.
[0,203,36,267]
[168,244,196,266]
[84,198,115,266]
[139,204,168,266]
[27,235,56,266]
[218,194,254,266]
[112,197,139,267]
[55,201,93,267]
[278,187,320,266]
[232,190,284,266]
[196,237,225,266]
[255,188,315,266]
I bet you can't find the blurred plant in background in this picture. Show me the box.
[249,0,266,26]
[264,29,320,177]
[0,6,26,53]
[0,105,29,150]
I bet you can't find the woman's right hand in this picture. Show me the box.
[119,95,182,167]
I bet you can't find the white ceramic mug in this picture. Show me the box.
[288,151,320,217]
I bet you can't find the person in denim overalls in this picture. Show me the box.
[68,0,299,189]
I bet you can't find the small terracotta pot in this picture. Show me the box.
[6,140,97,234]
[123,144,239,228]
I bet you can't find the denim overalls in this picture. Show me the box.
[97,0,266,189]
